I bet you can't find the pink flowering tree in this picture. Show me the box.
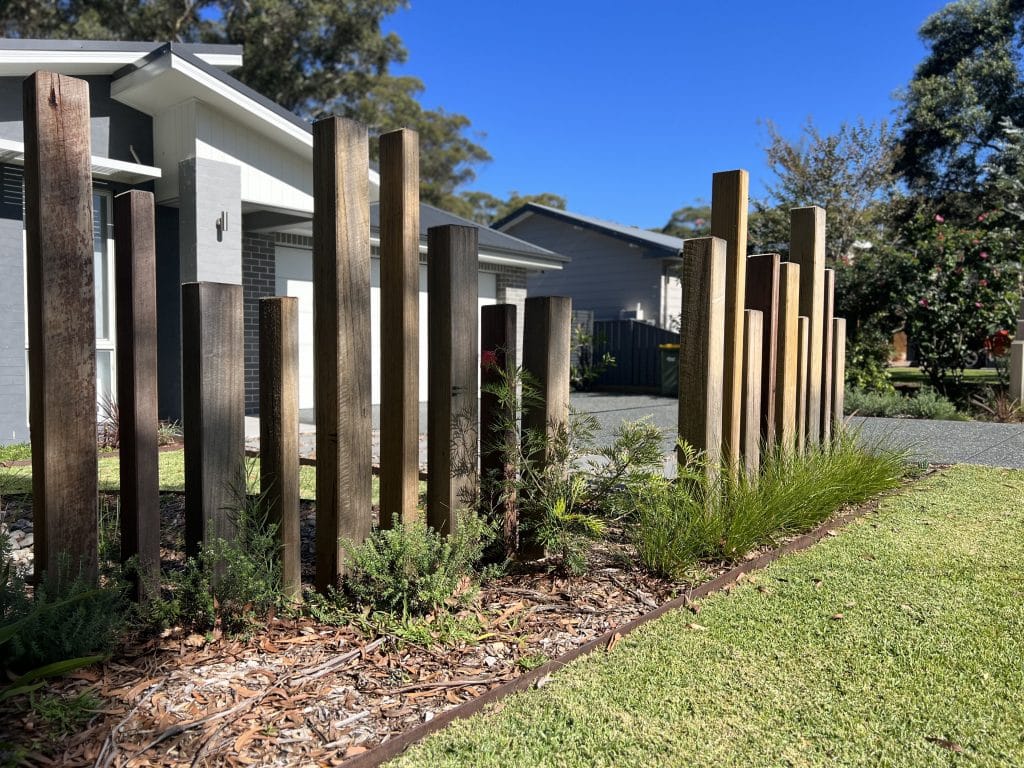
[903,212,1020,392]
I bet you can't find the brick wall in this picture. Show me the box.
[242,232,276,414]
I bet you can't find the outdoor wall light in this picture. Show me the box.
[216,211,229,233]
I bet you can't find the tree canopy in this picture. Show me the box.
[0,0,491,212]
[897,0,1024,207]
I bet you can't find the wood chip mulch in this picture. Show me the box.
[0,543,689,767]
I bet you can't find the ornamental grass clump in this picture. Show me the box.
[631,431,907,580]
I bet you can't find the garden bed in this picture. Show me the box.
[0,476,917,768]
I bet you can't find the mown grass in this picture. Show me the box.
[887,366,1000,384]
[0,451,387,503]
[392,465,1024,768]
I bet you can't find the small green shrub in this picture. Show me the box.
[845,386,966,420]
[0,444,31,463]
[1,526,126,676]
[30,690,100,738]
[342,510,492,617]
[143,469,281,634]
[630,433,907,579]
[845,327,894,393]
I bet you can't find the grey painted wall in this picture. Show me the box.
[506,215,664,323]
[0,75,153,164]
[0,187,26,444]
[178,157,242,285]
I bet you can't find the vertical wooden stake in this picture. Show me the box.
[260,297,301,603]
[796,316,810,454]
[426,225,480,537]
[480,304,518,558]
[678,237,726,473]
[312,117,372,592]
[182,282,244,557]
[379,128,420,529]
[820,269,835,444]
[790,207,825,446]
[741,309,763,480]
[773,263,800,449]
[520,295,572,559]
[1011,341,1024,402]
[23,72,98,583]
[711,170,748,466]
[832,318,847,430]
[114,190,159,599]
[745,253,780,446]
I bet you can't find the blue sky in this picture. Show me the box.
[383,0,950,228]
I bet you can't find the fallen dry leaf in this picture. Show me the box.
[925,736,964,753]
[686,623,708,631]
[605,632,622,652]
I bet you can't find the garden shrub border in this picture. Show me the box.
[340,473,928,768]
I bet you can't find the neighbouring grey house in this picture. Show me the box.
[0,39,566,445]
[493,204,685,330]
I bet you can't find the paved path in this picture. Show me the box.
[244,393,1024,470]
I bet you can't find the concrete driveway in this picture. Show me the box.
[245,392,1024,470]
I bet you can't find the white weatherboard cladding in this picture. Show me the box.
[275,245,497,409]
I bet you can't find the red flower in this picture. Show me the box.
[481,349,499,368]
[975,302,983,308]
[980,252,989,260]
[934,214,945,223]
[979,278,988,287]
[918,298,929,307]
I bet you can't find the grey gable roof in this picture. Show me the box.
[370,201,568,262]
[0,38,242,56]
[493,203,684,257]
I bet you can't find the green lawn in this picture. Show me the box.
[393,465,1024,768]
[0,451,371,502]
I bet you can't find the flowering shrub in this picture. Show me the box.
[902,211,1020,392]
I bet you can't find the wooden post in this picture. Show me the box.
[1009,340,1023,402]
[182,282,244,557]
[260,297,301,602]
[773,263,800,449]
[480,304,518,558]
[312,117,372,592]
[521,295,572,558]
[114,190,159,599]
[796,316,810,454]
[710,170,748,466]
[832,318,847,430]
[678,237,726,472]
[790,207,825,446]
[820,269,835,444]
[426,225,480,536]
[745,253,780,445]
[741,309,763,480]
[379,128,420,529]
[23,72,98,584]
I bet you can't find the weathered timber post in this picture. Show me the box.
[774,262,801,449]
[796,316,810,454]
[260,297,301,602]
[480,304,518,558]
[521,295,572,559]
[746,253,780,446]
[427,225,480,537]
[182,282,244,557]
[820,269,835,444]
[741,309,763,480]
[678,237,726,474]
[379,128,420,529]
[790,206,825,446]
[114,190,160,599]
[312,117,372,592]
[832,318,847,429]
[710,170,748,467]
[23,72,98,583]
[1012,341,1024,402]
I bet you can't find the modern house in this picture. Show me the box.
[0,39,566,444]
[493,203,685,330]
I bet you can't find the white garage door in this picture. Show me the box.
[275,245,497,409]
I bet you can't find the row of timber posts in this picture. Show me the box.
[23,67,574,597]
[678,169,848,476]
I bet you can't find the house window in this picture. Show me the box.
[94,190,117,410]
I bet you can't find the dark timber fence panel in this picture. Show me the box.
[591,320,679,390]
